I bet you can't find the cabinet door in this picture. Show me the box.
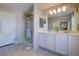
[68,35,79,56]
[56,34,67,55]
[46,33,56,51]
[39,33,46,48]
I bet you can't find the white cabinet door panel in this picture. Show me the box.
[68,35,79,56]
[39,33,46,48]
[56,34,67,55]
[46,33,56,51]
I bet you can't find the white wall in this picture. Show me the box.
[0,5,25,43]
[15,13,24,43]
[33,4,48,49]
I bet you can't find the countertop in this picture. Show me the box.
[39,31,79,36]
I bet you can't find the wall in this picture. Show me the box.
[15,13,24,43]
[0,5,25,43]
[33,4,48,49]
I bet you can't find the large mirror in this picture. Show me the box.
[47,4,79,32]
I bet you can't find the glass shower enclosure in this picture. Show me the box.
[24,16,33,49]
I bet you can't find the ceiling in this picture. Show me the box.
[35,3,60,10]
[0,3,60,13]
[0,3,33,13]
[0,3,74,19]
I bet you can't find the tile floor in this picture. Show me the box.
[0,43,58,56]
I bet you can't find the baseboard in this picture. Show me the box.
[0,43,14,48]
[39,46,67,56]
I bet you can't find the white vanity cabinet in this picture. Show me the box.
[39,32,68,55]
[39,33,47,48]
[39,32,56,51]
[56,33,68,55]
[39,32,79,56]
[68,35,79,56]
[46,33,56,51]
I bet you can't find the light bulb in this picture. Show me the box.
[57,8,61,13]
[49,10,53,15]
[53,9,57,14]
[62,6,66,11]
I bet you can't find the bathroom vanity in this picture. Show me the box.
[39,31,79,56]
[38,4,79,56]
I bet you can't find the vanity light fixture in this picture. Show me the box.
[53,9,57,14]
[49,10,53,15]
[62,6,66,12]
[57,8,61,13]
[48,6,67,15]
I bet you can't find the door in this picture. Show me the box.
[0,11,16,47]
[25,18,33,43]
[56,33,68,55]
[68,35,79,56]
[39,33,46,48]
[46,33,56,51]
[25,17,33,48]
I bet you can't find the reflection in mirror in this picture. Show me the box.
[47,4,79,32]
